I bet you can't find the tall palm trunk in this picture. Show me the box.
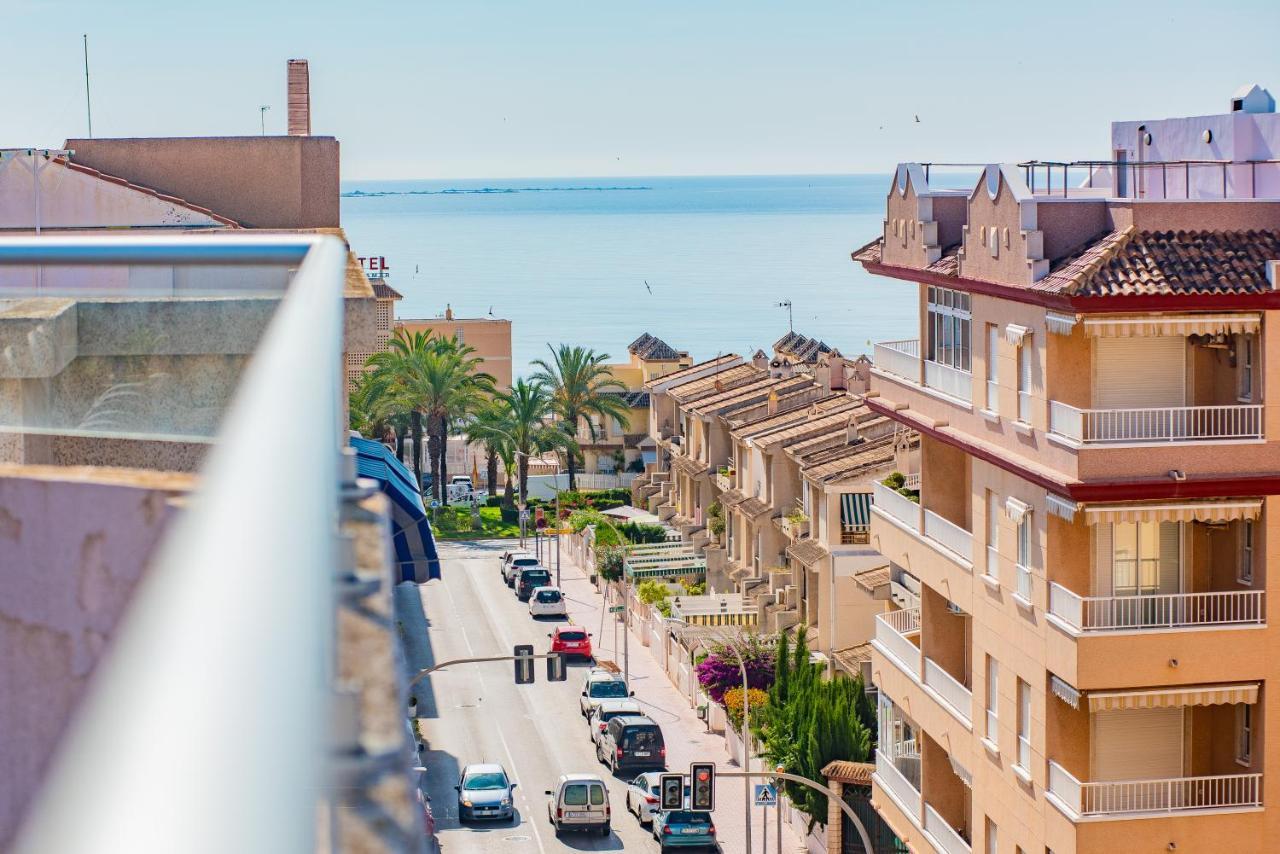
[435,414,450,503]
[518,455,530,506]
[566,444,578,492]
[410,410,424,494]
[486,446,499,494]
[396,424,407,464]
[427,425,443,504]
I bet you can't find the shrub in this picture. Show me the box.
[709,516,725,537]
[500,506,519,524]
[485,495,504,507]
[694,633,776,703]
[707,501,723,520]
[882,471,905,489]
[636,579,671,607]
[626,457,645,473]
[595,544,626,581]
[722,687,769,731]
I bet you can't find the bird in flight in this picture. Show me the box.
[914,114,921,123]
[644,280,652,294]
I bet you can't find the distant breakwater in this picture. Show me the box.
[342,186,653,198]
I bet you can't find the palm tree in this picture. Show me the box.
[364,330,495,501]
[498,379,574,504]
[464,397,510,496]
[349,371,410,457]
[531,344,631,491]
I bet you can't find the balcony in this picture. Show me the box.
[872,483,975,572]
[924,360,972,403]
[714,464,735,492]
[924,803,971,854]
[874,608,922,675]
[874,338,920,382]
[875,752,922,820]
[1048,761,1261,819]
[779,514,809,539]
[923,658,972,726]
[1048,583,1264,633]
[1049,401,1263,445]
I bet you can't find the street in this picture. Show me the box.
[397,539,807,854]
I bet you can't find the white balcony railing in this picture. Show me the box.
[1015,563,1033,601]
[923,509,974,564]
[924,657,973,725]
[874,339,921,383]
[1048,401,1264,444]
[1048,582,1265,631]
[874,609,922,677]
[873,481,921,531]
[924,359,973,403]
[1048,761,1262,817]
[924,803,972,854]
[875,753,922,818]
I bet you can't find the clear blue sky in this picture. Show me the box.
[6,0,1279,179]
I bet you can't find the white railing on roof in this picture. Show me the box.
[1047,582,1264,631]
[923,509,974,564]
[924,360,972,402]
[1049,761,1262,817]
[874,339,921,383]
[1048,401,1263,444]
[924,803,971,854]
[7,234,348,853]
[923,658,972,725]
[875,753,922,819]
[873,481,921,531]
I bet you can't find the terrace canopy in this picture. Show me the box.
[350,435,441,582]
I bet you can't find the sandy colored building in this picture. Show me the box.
[397,306,513,390]
[855,87,1280,854]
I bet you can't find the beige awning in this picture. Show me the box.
[1088,683,1259,712]
[1083,313,1260,339]
[1083,500,1262,525]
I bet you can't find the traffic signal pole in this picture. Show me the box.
[407,652,565,688]
[712,769,876,854]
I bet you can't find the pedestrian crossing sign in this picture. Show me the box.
[754,783,777,807]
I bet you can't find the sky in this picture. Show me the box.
[4,0,1279,180]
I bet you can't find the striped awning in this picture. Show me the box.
[1083,313,1260,339]
[1083,500,1261,525]
[1088,683,1259,712]
[841,492,872,528]
[350,436,441,583]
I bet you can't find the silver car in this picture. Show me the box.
[456,762,516,822]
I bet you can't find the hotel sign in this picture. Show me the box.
[358,256,390,280]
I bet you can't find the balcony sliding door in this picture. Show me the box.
[1094,522,1182,627]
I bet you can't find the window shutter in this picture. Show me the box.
[1092,709,1184,781]
[1094,337,1186,409]
[1158,522,1182,594]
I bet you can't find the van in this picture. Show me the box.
[516,567,552,601]
[597,715,666,773]
[545,773,610,837]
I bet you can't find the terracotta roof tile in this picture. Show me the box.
[822,759,875,786]
[628,333,681,361]
[668,364,759,402]
[736,497,773,519]
[648,354,741,389]
[785,538,829,565]
[853,565,891,592]
[802,434,898,483]
[686,375,810,416]
[371,281,403,299]
[730,395,854,437]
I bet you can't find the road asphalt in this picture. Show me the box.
[396,538,809,854]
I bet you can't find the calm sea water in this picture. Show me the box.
[338,174,913,373]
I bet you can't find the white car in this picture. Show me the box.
[502,554,540,586]
[528,586,568,618]
[588,699,643,749]
[579,669,632,718]
[624,771,666,827]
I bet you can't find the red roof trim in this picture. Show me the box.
[857,258,1280,314]
[863,396,1280,501]
[53,157,240,227]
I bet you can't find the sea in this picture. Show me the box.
[338,174,914,374]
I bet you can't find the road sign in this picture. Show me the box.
[608,605,625,614]
[518,509,530,522]
[513,644,534,684]
[753,783,777,807]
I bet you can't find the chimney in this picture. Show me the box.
[751,349,769,371]
[287,59,311,136]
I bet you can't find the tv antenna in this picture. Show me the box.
[776,300,793,332]
[82,34,93,138]
[259,105,271,135]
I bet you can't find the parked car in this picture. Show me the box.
[578,669,632,718]
[652,808,717,850]
[596,715,665,773]
[455,762,516,822]
[549,625,593,662]
[529,586,568,618]
[545,773,611,838]
[623,771,680,827]
[502,554,539,586]
[516,566,553,601]
[589,700,644,749]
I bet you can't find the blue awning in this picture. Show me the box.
[350,436,441,582]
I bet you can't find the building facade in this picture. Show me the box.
[858,89,1280,854]
[397,306,513,390]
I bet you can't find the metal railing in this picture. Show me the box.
[923,509,974,564]
[1048,761,1262,817]
[874,610,922,677]
[924,657,972,724]
[1048,582,1264,631]
[1048,400,1263,444]
[924,803,972,854]
[924,359,973,402]
[875,753,922,818]
[1020,159,1280,202]
[873,481,921,531]
[873,339,920,383]
[9,235,348,853]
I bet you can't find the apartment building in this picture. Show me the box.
[397,306,514,390]
[858,88,1280,854]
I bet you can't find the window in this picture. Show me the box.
[1017,337,1033,423]
[1016,679,1032,772]
[985,656,999,742]
[988,227,1000,258]
[985,817,998,854]
[985,491,1000,580]
[1239,335,1254,402]
[986,324,1000,414]
[926,286,971,373]
[1016,511,1032,601]
[1240,520,1255,584]
[455,326,465,346]
[1237,704,1253,765]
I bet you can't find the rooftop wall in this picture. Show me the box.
[64,137,340,229]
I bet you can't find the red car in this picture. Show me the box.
[549,625,594,662]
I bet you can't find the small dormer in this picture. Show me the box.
[881,163,967,270]
[1231,84,1275,114]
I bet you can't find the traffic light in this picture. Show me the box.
[546,652,566,682]
[690,762,715,811]
[514,644,534,684]
[659,774,684,811]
